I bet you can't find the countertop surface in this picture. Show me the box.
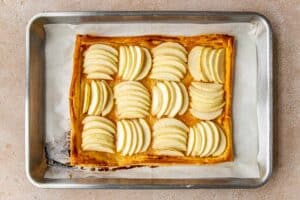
[0,0,299,199]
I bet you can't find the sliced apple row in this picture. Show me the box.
[118,46,152,80]
[83,44,118,80]
[114,81,150,119]
[116,119,151,156]
[152,118,189,156]
[150,42,187,82]
[189,82,225,120]
[81,116,116,153]
[151,81,189,118]
[188,46,225,83]
[187,121,226,157]
[81,80,113,116]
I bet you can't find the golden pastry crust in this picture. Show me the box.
[69,34,234,168]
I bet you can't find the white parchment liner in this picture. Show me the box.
[44,22,262,179]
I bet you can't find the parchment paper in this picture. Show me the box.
[44,22,262,179]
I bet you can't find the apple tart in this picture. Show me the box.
[70,34,234,168]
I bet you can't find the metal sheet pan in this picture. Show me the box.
[25,11,273,188]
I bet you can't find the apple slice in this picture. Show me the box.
[82,136,114,148]
[82,81,91,114]
[198,47,210,81]
[190,126,200,156]
[114,81,148,92]
[191,99,225,109]
[190,108,223,120]
[152,137,187,152]
[85,49,118,63]
[83,65,115,75]
[190,85,224,99]
[155,42,187,54]
[123,46,136,80]
[93,81,104,115]
[133,120,144,154]
[203,48,213,81]
[152,47,187,62]
[156,82,170,118]
[87,80,100,115]
[128,121,137,156]
[214,48,225,83]
[115,81,149,97]
[150,72,181,82]
[118,46,127,77]
[83,116,115,130]
[99,81,109,113]
[139,119,151,152]
[197,123,207,156]
[118,107,149,116]
[191,95,224,106]
[151,85,161,115]
[191,82,223,92]
[84,52,117,66]
[84,57,118,72]
[153,59,186,74]
[151,65,183,79]
[130,46,144,80]
[164,81,176,116]
[136,47,152,80]
[87,72,113,80]
[153,118,188,132]
[82,115,115,125]
[153,127,187,138]
[117,100,148,111]
[207,121,220,156]
[186,127,196,156]
[155,149,184,156]
[119,112,145,119]
[153,131,186,142]
[168,82,183,117]
[101,81,113,116]
[83,52,117,67]
[115,95,150,107]
[190,93,224,106]
[191,102,225,113]
[115,87,150,101]
[121,120,133,156]
[118,110,148,119]
[83,120,115,134]
[178,83,189,115]
[154,55,182,63]
[82,132,114,144]
[82,116,115,127]
[88,44,118,57]
[116,91,150,105]
[118,104,149,113]
[213,127,227,156]
[82,143,114,154]
[127,46,138,80]
[208,49,218,82]
[200,122,214,157]
[82,128,114,138]
[116,121,126,152]
[188,46,205,81]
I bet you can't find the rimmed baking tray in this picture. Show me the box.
[25,11,273,188]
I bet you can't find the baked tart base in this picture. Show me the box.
[69,34,234,169]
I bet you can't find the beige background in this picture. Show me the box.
[0,0,299,199]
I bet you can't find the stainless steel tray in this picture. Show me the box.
[25,11,273,189]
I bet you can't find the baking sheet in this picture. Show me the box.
[44,22,261,179]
